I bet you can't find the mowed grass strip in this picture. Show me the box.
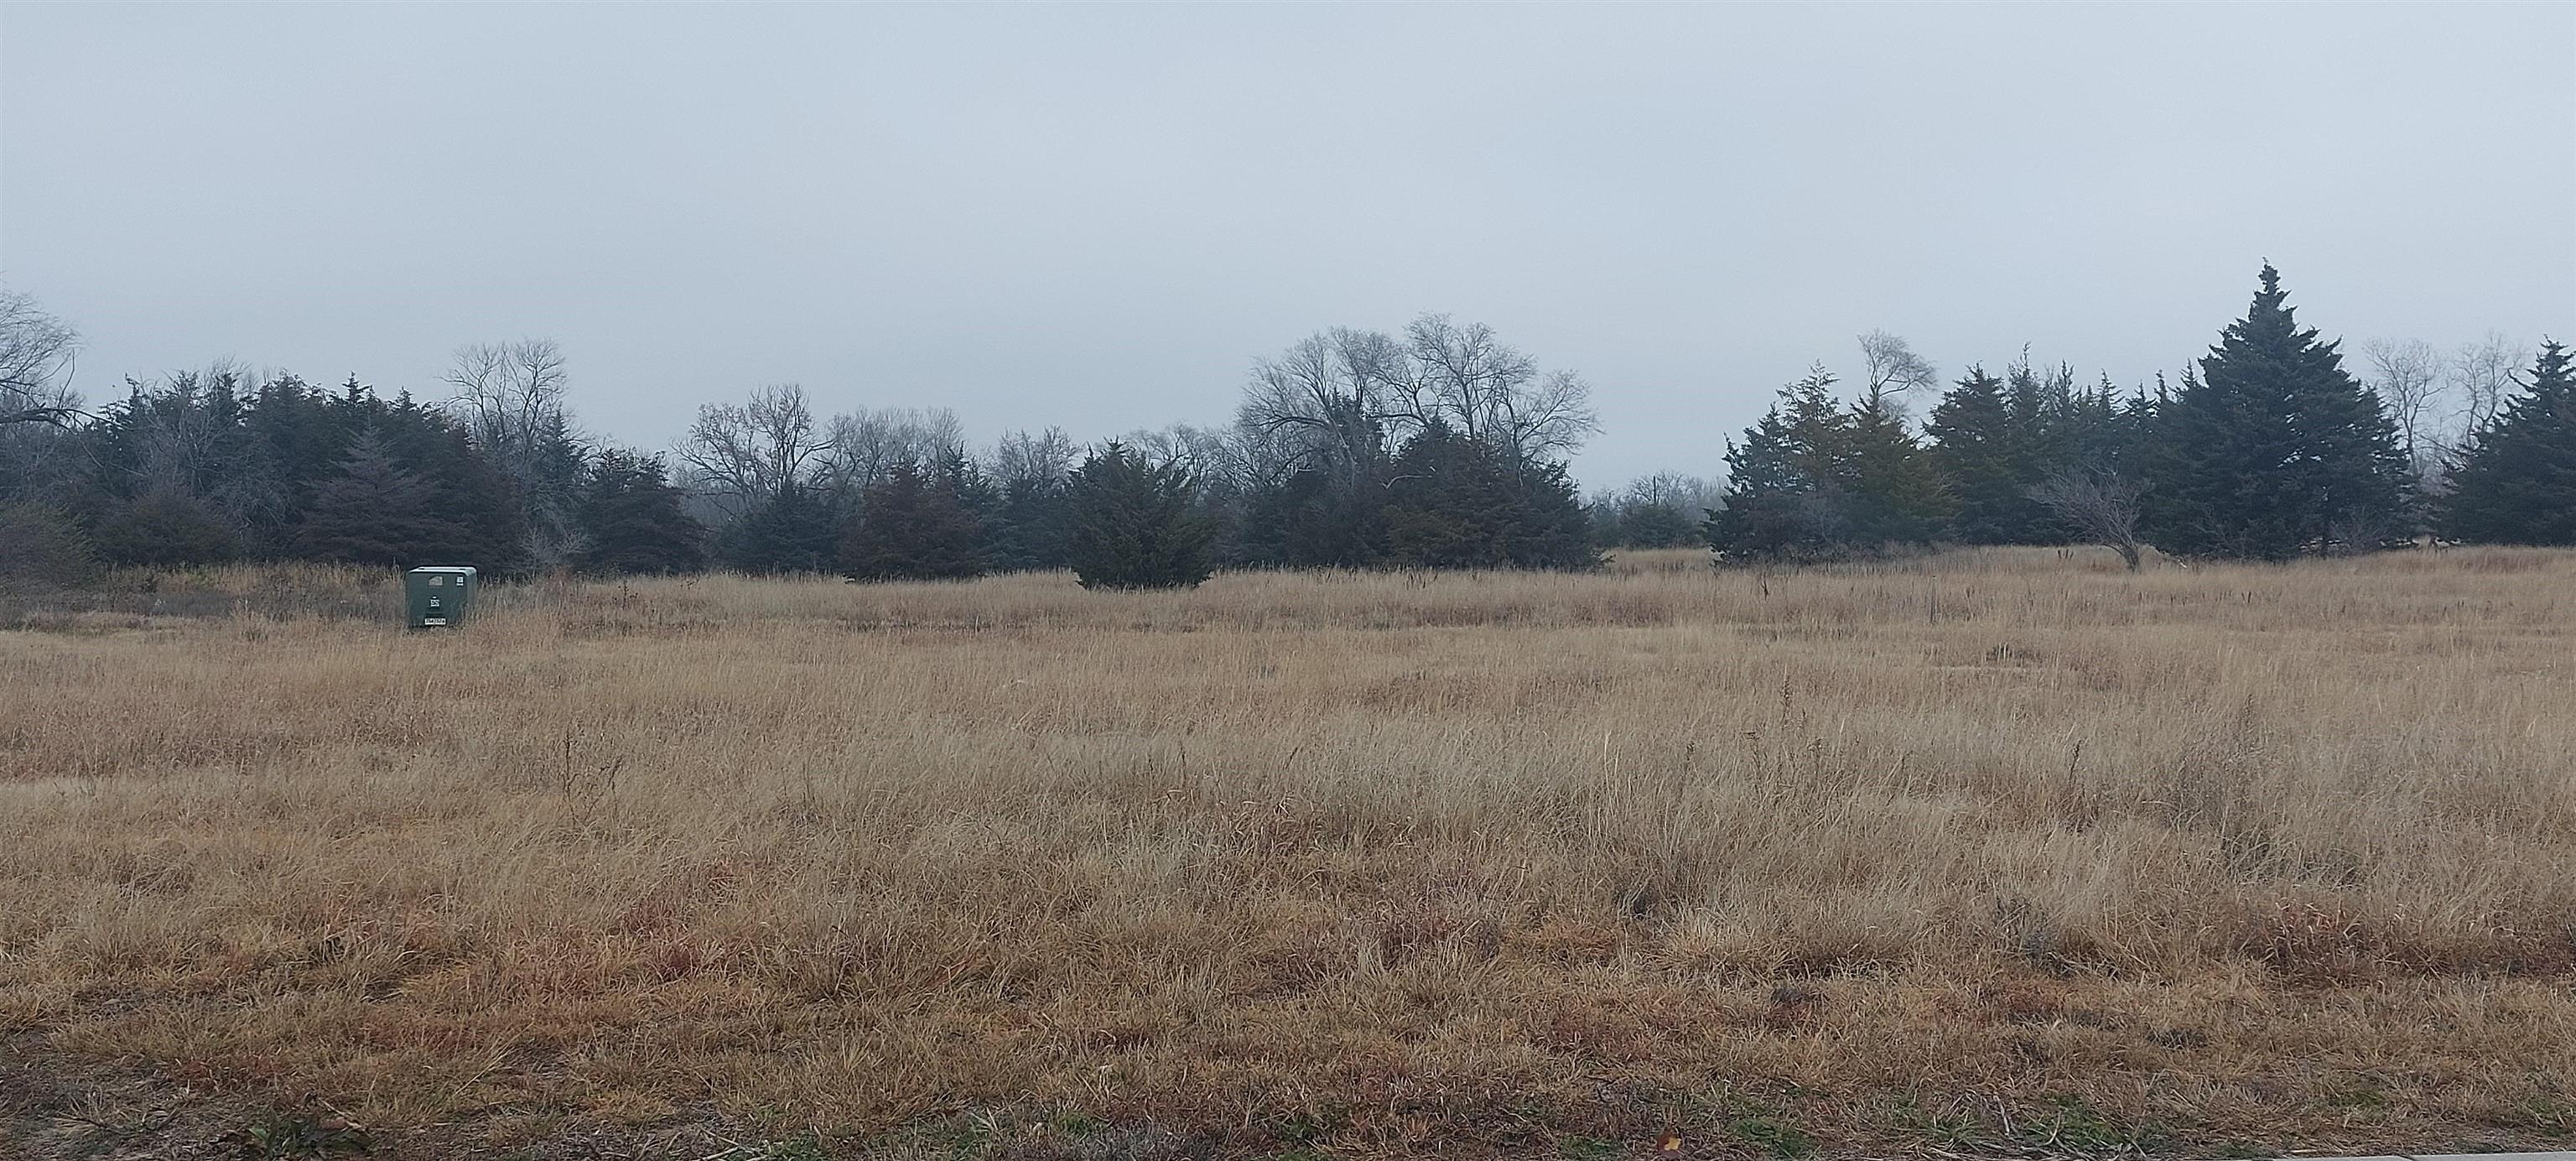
[3,548,2572,1157]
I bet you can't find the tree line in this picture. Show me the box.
[1705,266,2569,566]
[0,268,2568,591]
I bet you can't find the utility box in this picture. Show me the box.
[405,566,478,629]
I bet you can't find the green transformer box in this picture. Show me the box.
[404,566,478,628]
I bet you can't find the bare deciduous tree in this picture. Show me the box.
[1115,423,1241,481]
[679,383,832,516]
[986,426,1079,487]
[1623,471,1720,512]
[0,290,84,426]
[1399,314,1599,461]
[2029,465,2150,571]
[443,337,580,561]
[2359,337,2445,472]
[1858,330,1940,415]
[1236,327,1410,482]
[443,339,569,460]
[1237,316,1600,474]
[2449,331,2527,440]
[816,405,965,502]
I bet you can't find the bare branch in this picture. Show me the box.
[2359,337,2445,475]
[2029,465,2150,571]
[680,383,834,515]
[0,290,86,426]
[2448,331,2527,442]
[1858,330,1940,416]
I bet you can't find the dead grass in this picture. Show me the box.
[2,547,2572,1158]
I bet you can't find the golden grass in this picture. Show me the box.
[3,548,2573,1157]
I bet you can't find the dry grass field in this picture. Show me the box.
[3,549,2573,1159]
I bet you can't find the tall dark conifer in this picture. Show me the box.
[984,476,1073,572]
[1926,366,2026,544]
[575,449,706,574]
[2444,341,2575,544]
[1064,443,1217,590]
[1707,366,1943,560]
[294,429,462,567]
[725,481,841,573]
[1706,367,1852,559]
[2143,264,2410,559]
[1379,422,1597,570]
[839,459,985,581]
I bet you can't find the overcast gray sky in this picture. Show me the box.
[4,3,2570,488]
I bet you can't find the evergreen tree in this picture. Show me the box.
[2143,264,2412,559]
[1381,422,1597,570]
[1925,366,2035,543]
[724,480,841,573]
[1237,403,1394,569]
[574,448,706,574]
[2443,340,2576,544]
[1064,443,1217,590]
[524,409,592,565]
[1604,500,1701,549]
[839,459,985,581]
[90,490,243,568]
[1240,464,1391,568]
[0,503,99,588]
[1837,388,1952,545]
[1706,367,1852,560]
[985,476,1073,572]
[293,430,465,567]
[1706,366,1943,560]
[392,399,529,573]
[242,372,328,541]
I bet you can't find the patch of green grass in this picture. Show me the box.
[1265,1107,1345,1145]
[1727,1112,1815,1158]
[1888,1096,1985,1149]
[1051,1110,1104,1138]
[236,1111,372,1158]
[2014,1095,2171,1157]
[2512,1094,2573,1138]
[871,1113,995,1160]
[705,1134,834,1161]
[1686,1089,1815,1158]
[1556,1134,1621,1159]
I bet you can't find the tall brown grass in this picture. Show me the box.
[3,549,2572,1157]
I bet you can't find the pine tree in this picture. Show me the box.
[1926,366,2027,544]
[294,430,462,567]
[1064,443,1217,590]
[1381,422,1597,570]
[1608,500,1700,549]
[984,476,1073,572]
[2443,340,2576,544]
[574,449,706,574]
[0,503,99,588]
[1707,365,1944,560]
[1240,465,1390,568]
[839,459,986,581]
[88,490,242,567]
[724,480,841,573]
[524,409,592,565]
[1706,367,1852,560]
[2144,264,2412,559]
[1838,388,1952,546]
